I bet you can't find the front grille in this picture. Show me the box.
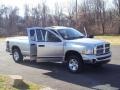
[96,49,104,55]
[97,45,104,49]
[97,55,111,60]
[105,48,110,53]
[96,44,110,56]
[105,44,110,47]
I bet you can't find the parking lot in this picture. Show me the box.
[0,41,120,90]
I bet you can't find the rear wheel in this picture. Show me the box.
[67,54,84,73]
[12,48,23,63]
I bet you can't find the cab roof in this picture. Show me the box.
[27,26,71,31]
[46,26,71,30]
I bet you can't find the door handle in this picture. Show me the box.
[31,44,35,46]
[38,45,45,47]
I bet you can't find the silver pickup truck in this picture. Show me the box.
[6,26,111,73]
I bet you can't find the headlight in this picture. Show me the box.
[81,49,94,55]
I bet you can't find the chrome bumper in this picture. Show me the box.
[82,52,111,64]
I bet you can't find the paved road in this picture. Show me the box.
[0,41,120,90]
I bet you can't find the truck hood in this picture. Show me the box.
[66,38,108,48]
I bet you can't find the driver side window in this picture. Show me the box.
[46,31,61,42]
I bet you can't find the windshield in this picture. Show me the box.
[58,28,84,40]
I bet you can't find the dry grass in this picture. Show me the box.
[0,38,5,42]
[95,35,120,45]
[0,74,45,90]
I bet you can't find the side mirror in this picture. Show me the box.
[87,35,94,38]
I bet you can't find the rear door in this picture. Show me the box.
[27,28,37,60]
[36,29,46,58]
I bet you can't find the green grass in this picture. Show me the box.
[95,35,120,45]
[0,75,44,90]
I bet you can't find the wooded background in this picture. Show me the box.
[0,0,120,36]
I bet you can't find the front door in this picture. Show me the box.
[36,29,64,62]
[27,28,37,60]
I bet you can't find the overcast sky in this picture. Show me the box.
[0,0,113,16]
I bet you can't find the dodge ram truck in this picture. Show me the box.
[6,26,111,73]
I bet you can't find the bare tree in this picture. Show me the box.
[0,0,120,36]
[54,2,63,26]
[31,4,42,26]
[67,1,76,27]
[113,0,120,34]
[41,1,49,27]
[114,0,120,16]
[9,7,19,35]
[24,5,31,27]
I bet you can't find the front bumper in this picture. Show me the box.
[82,52,111,64]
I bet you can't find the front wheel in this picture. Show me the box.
[12,48,23,63]
[67,55,84,73]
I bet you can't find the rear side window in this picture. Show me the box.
[36,29,43,42]
[30,29,36,41]
[41,30,46,40]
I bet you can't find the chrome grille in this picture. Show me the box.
[105,44,110,47]
[97,45,104,49]
[96,44,110,56]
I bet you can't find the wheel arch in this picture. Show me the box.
[12,45,23,62]
[65,50,83,62]
[12,45,21,53]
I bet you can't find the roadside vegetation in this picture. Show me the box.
[0,74,44,90]
[0,38,5,42]
[95,35,120,45]
[0,0,120,36]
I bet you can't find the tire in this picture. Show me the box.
[67,54,84,73]
[12,48,23,63]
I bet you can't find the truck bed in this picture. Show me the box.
[6,36,28,41]
[6,36,30,56]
